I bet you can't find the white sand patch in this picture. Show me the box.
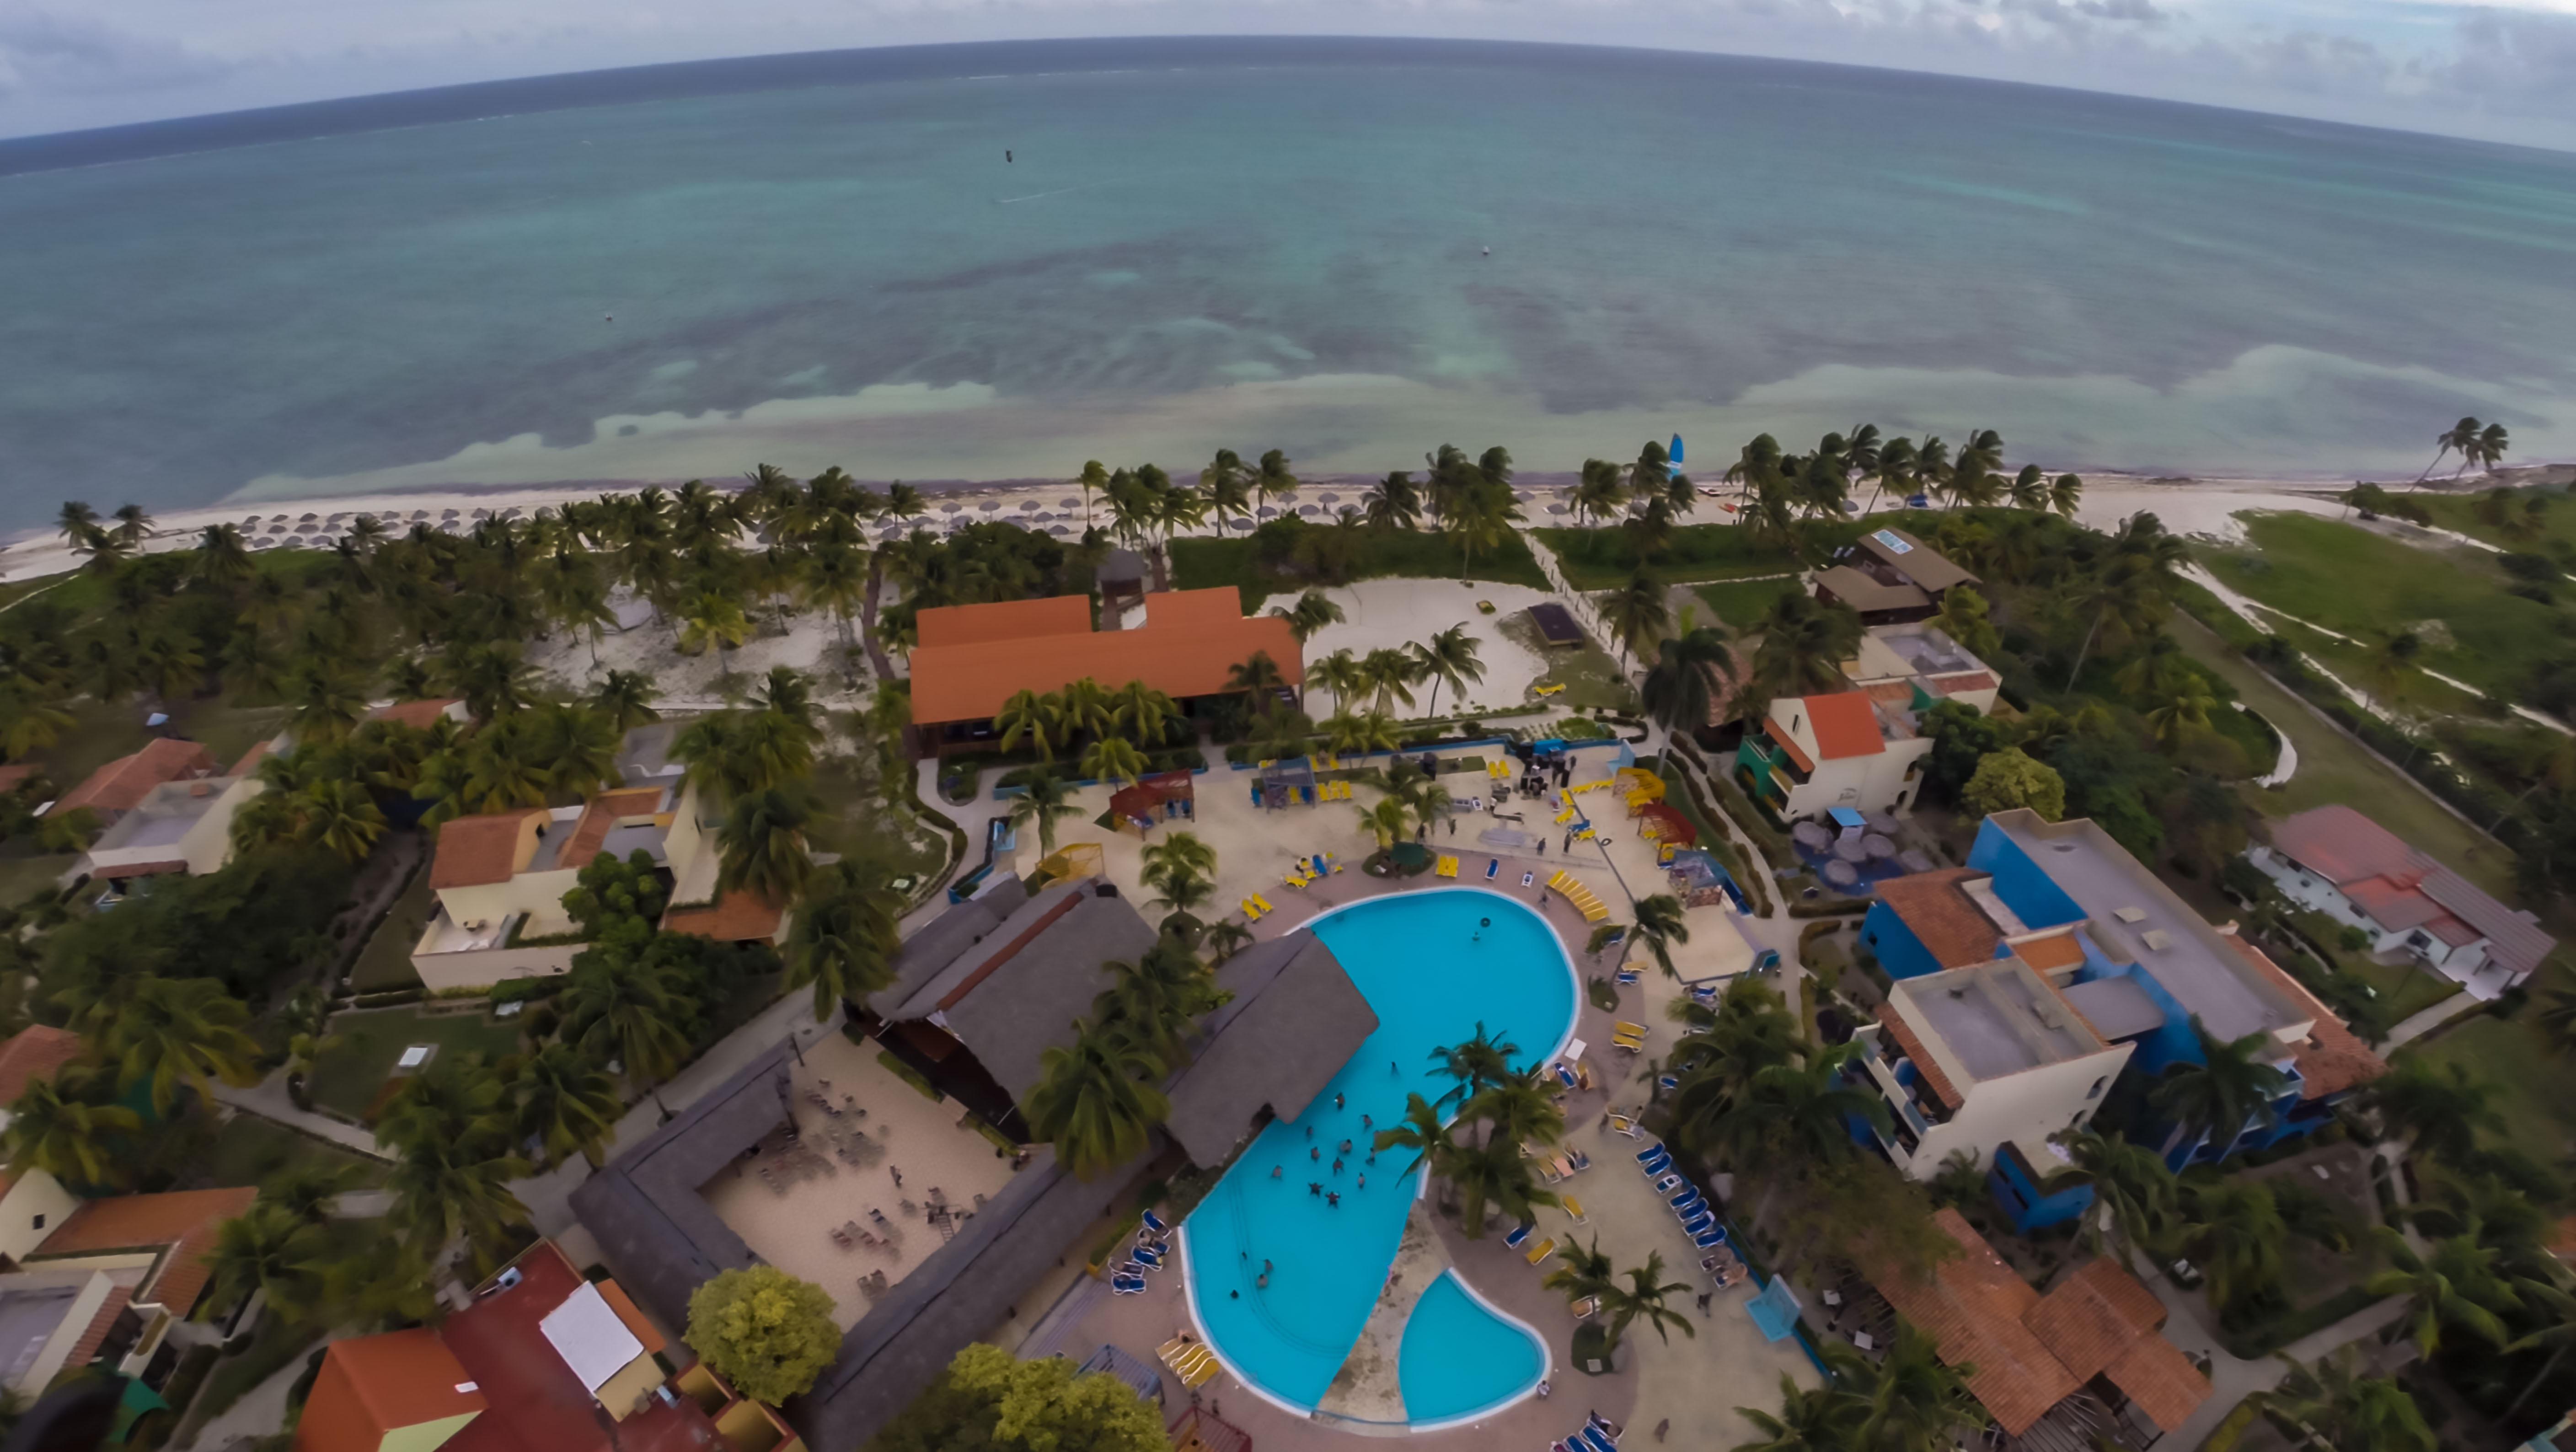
[1263,578,1558,717]
[521,595,874,707]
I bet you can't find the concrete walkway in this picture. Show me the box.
[214,1077,392,1160]
[2383,987,2488,1049]
[182,1344,314,1450]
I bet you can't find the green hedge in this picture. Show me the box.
[2219,1285,2380,1359]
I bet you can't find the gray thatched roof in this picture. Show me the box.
[863,875,1023,1017]
[568,1043,790,1329]
[1164,934,1377,1167]
[787,1138,1160,1452]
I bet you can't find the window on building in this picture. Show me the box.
[2086,1077,2107,1101]
[31,1214,43,1229]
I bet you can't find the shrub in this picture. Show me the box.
[2499,551,2561,582]
[686,1266,841,1406]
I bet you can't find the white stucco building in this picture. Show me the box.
[2246,805,2555,1001]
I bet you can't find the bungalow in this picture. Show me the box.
[1857,811,2384,1186]
[1864,1208,2212,1448]
[2247,804,2555,1001]
[49,739,220,827]
[1810,526,1978,625]
[907,589,1301,756]
[295,1239,777,1452]
[0,1184,260,1401]
[1734,622,1998,820]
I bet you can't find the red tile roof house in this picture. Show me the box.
[1732,622,1999,822]
[906,589,1301,757]
[1865,1209,2212,1447]
[295,1239,770,1452]
[0,1184,261,1394]
[47,739,219,827]
[2247,804,2557,1001]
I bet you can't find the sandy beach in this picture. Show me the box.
[0,463,2470,588]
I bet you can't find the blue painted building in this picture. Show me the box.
[1851,810,2387,1225]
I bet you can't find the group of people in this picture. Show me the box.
[1266,1091,1380,1210]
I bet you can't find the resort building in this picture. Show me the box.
[0,1185,259,1397]
[413,785,683,991]
[906,589,1301,756]
[1857,811,2384,1181]
[1809,526,1978,625]
[2246,804,2555,1000]
[574,876,1377,1450]
[48,739,221,827]
[1734,622,1998,820]
[1862,1209,2212,1448]
[80,773,264,895]
[294,1239,773,1452]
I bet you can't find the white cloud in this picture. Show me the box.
[0,0,2572,148]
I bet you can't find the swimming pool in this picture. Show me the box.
[1180,889,1575,1423]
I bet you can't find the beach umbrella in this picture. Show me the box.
[979,500,1001,513]
[1020,499,1040,512]
[940,501,963,513]
[1058,497,1080,509]
[1862,834,1897,860]
[1865,810,1899,834]
[1257,508,1280,520]
[1047,525,1072,536]
[1823,859,1860,889]
[1832,835,1868,863]
[1547,504,1569,515]
[1298,505,1321,517]
[1791,820,1832,852]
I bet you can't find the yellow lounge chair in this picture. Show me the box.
[1554,805,1577,824]
[1251,893,1275,914]
[1183,1355,1221,1388]
[1488,760,1510,779]
[1526,1237,1557,1267]
[1564,1195,1588,1225]
[1615,1021,1648,1038]
[1534,682,1567,697]
[1159,1335,1195,1362]
[1436,855,1459,879]
[1569,1294,1597,1318]
[1241,898,1264,922]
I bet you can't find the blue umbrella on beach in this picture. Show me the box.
[1670,435,1685,474]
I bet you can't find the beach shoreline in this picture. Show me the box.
[4,462,2560,587]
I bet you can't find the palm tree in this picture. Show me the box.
[2054,1127,2176,1265]
[560,956,693,1082]
[1461,1076,1565,1150]
[1141,830,1217,888]
[1322,709,1401,757]
[1749,592,1862,697]
[1373,1093,1461,1185]
[197,523,257,588]
[1305,649,1365,715]
[1110,680,1179,748]
[1427,1023,1520,1110]
[2142,680,2217,750]
[0,1075,139,1187]
[2270,1348,2436,1452]
[717,786,816,904]
[1354,797,1411,850]
[1009,772,1082,857]
[2172,1176,2287,1311]
[2048,472,2084,518]
[207,1201,330,1324]
[1054,677,1116,746]
[591,670,661,733]
[1445,477,1524,573]
[264,1159,362,1228]
[994,688,1061,761]
[2151,1018,2290,1160]
[1364,471,1422,531]
[1571,459,1628,526]
[2473,420,2511,476]
[675,589,753,677]
[1542,1235,1619,1306]
[1410,625,1485,718]
[1700,1044,1892,1177]
[512,1041,625,1168]
[1253,450,1298,518]
[1340,649,1408,719]
[1200,449,1253,536]
[1272,590,1345,645]
[109,503,153,547]
[2366,1222,2517,1355]
[1023,1017,1170,1179]
[102,977,262,1115]
[1733,1360,1865,1452]
[1641,626,1735,737]
[55,501,100,550]
[1093,942,1226,1073]
[1080,736,1148,788]
[1601,571,1670,666]
[1629,895,1691,978]
[1227,652,1289,713]
[1445,1136,1558,1236]
[1599,1251,1695,1351]
[382,1120,532,1258]
[285,663,370,745]
[300,777,390,861]
[787,861,901,1016]
[1855,1322,1985,1451]
[2369,1058,2501,1165]
[2503,1281,2576,1421]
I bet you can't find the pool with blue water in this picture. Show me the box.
[1181,888,1574,1422]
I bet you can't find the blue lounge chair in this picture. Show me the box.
[1652,1174,1682,1195]
[1555,1064,1578,1089]
[1694,1229,1726,1248]
[1675,1199,1708,1222]
[1702,1223,1728,1244]
[1639,1150,1672,1174]
[1667,1186,1698,1207]
[1582,1426,1619,1452]
[1681,1214,1715,1236]
[1615,967,1639,985]
[1113,1275,1146,1294]
[1634,1144,1666,1165]
[1487,858,1500,879]
[1132,1246,1163,1268]
[1506,1222,1536,1249]
[1142,1209,1169,1234]
[1658,1075,1680,1091]
[1569,1150,1591,1172]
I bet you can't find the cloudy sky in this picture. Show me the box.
[3,0,2572,150]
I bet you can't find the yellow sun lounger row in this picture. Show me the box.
[1317,780,1354,801]
[1554,804,1579,825]
[1159,1340,1222,1388]
[1547,870,1612,923]
[1488,759,1511,779]
[1242,892,1280,922]
[1436,854,1460,879]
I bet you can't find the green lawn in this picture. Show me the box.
[2194,512,2565,702]
[1171,529,1548,613]
[2171,615,2522,899]
[2406,487,2576,557]
[0,851,74,905]
[1694,576,1803,630]
[1537,521,1849,590]
[2339,955,2461,1025]
[2401,1012,2576,1163]
[307,1006,525,1120]
[348,865,434,992]
[1497,614,1634,711]
[195,1113,386,1191]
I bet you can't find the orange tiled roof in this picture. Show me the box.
[664,889,783,943]
[1874,1005,1964,1109]
[36,1185,257,1316]
[1929,671,1998,695]
[2014,932,2087,973]
[558,789,665,873]
[1868,1211,2211,1437]
[431,811,541,889]
[54,739,217,816]
[64,1286,133,1369]
[296,1329,485,1452]
[2226,937,2388,1099]
[596,1279,667,1355]
[910,589,1301,726]
[229,740,278,777]
[0,1025,86,1108]
[916,595,1093,648]
[1804,691,1885,761]
[1871,868,2003,969]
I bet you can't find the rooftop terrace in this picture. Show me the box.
[1893,959,2106,1084]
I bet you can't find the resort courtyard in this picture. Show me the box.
[970,741,1809,1446]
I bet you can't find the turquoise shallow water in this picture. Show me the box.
[4,38,2575,528]
[1398,1272,1548,1426]
[1181,888,1576,1416]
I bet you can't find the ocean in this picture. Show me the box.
[3,36,2573,530]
